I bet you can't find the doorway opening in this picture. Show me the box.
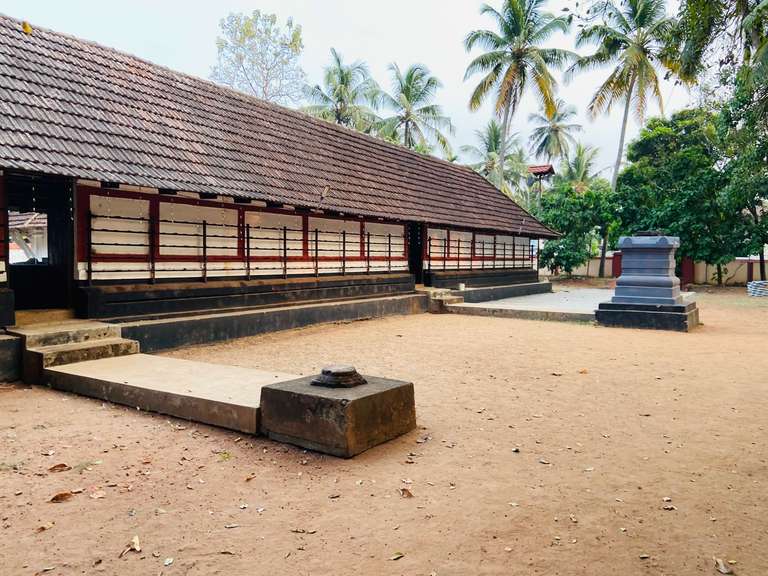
[5,173,75,310]
[407,222,425,284]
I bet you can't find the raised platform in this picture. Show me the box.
[445,288,608,323]
[76,273,416,320]
[424,268,538,289]
[449,280,551,303]
[119,293,428,352]
[0,334,21,382]
[44,354,298,434]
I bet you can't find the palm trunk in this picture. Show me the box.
[601,76,635,278]
[497,100,513,191]
[611,75,636,193]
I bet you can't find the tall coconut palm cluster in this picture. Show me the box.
[303,51,455,157]
[302,0,744,209]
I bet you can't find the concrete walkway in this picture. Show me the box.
[446,288,611,322]
[44,354,298,434]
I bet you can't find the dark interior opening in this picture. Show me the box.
[407,222,425,284]
[6,173,75,310]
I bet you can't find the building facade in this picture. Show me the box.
[0,16,557,325]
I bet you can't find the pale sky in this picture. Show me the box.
[3,0,691,176]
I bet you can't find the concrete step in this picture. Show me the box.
[8,321,122,348]
[24,337,139,384]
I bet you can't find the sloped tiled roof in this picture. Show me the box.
[8,211,46,229]
[528,164,555,176]
[0,15,557,238]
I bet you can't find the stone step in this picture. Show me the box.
[8,321,122,348]
[23,337,139,385]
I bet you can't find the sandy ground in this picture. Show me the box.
[1,288,767,575]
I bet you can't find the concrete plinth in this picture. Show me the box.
[260,375,416,458]
[0,334,21,382]
[596,301,700,332]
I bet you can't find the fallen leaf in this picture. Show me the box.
[48,463,71,473]
[119,535,141,558]
[224,524,239,529]
[714,557,734,574]
[398,487,414,498]
[539,459,551,465]
[390,552,405,561]
[35,522,55,533]
[90,490,106,500]
[164,558,174,567]
[578,368,589,374]
[49,491,73,503]
[639,554,650,560]
[663,505,677,511]
[551,372,563,377]
[328,493,341,499]
[41,450,55,457]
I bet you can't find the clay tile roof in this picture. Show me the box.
[528,164,555,176]
[0,15,558,238]
[8,211,46,229]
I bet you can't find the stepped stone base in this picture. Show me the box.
[596,302,700,332]
[260,375,416,458]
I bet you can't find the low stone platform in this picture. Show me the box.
[44,354,297,434]
[446,288,607,323]
[449,280,552,303]
[118,293,428,352]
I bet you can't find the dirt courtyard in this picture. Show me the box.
[1,288,767,575]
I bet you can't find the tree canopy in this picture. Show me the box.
[211,11,306,105]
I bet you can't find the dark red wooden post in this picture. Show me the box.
[341,230,346,276]
[86,210,93,285]
[681,256,694,288]
[202,220,208,282]
[282,226,288,279]
[314,228,319,277]
[245,223,251,280]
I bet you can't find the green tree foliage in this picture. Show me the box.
[719,76,768,279]
[464,0,573,187]
[528,98,582,162]
[211,11,305,105]
[378,64,455,155]
[460,119,529,194]
[538,177,614,274]
[616,109,748,284]
[302,49,380,131]
[567,0,678,191]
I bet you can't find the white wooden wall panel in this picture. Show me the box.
[245,212,303,258]
[91,196,149,256]
[159,203,238,257]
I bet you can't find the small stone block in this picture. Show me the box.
[259,375,416,458]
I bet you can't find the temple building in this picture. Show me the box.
[0,15,556,330]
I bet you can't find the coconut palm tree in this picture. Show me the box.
[303,48,380,131]
[460,119,527,194]
[566,0,677,191]
[464,0,574,186]
[557,143,600,192]
[528,98,582,162]
[377,63,455,155]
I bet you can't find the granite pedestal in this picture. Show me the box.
[596,234,700,332]
[259,366,416,458]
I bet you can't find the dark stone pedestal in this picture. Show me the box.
[259,375,416,458]
[0,287,15,327]
[596,302,700,332]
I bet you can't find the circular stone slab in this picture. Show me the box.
[311,365,368,388]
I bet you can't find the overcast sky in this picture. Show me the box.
[3,0,690,176]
